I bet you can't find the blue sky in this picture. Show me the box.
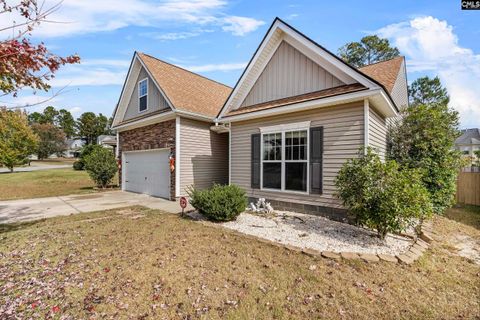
[2,0,479,128]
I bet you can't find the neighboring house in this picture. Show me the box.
[455,128,480,158]
[112,18,407,221]
[98,135,117,151]
[65,138,85,158]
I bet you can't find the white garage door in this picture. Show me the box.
[122,149,170,199]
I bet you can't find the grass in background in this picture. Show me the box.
[0,168,117,200]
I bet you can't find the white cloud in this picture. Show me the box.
[143,29,214,41]
[181,62,247,72]
[221,16,265,36]
[50,68,127,87]
[148,31,202,40]
[377,16,480,128]
[39,58,131,87]
[68,106,82,115]
[81,59,131,68]
[0,0,264,38]
[286,13,299,21]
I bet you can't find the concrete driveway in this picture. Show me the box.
[0,191,193,224]
[0,164,71,173]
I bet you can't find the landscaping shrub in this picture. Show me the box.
[72,160,84,171]
[388,103,462,214]
[83,148,117,188]
[187,184,247,222]
[74,144,102,170]
[335,148,433,239]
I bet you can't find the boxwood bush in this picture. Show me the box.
[72,160,84,170]
[187,184,247,222]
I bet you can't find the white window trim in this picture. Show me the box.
[260,123,310,195]
[260,121,311,134]
[138,77,148,113]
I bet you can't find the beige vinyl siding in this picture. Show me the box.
[123,67,170,121]
[390,59,408,111]
[179,117,228,195]
[227,29,283,111]
[240,41,344,107]
[230,102,364,208]
[368,106,388,159]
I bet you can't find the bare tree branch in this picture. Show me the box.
[0,85,74,110]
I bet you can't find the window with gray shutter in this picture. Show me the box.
[251,133,261,188]
[309,126,323,194]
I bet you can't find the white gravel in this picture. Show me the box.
[217,211,413,256]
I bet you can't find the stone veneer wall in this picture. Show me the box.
[118,120,176,200]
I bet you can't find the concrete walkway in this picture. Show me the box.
[0,191,193,224]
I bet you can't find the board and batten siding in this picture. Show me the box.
[240,41,344,108]
[230,102,364,208]
[123,67,170,121]
[368,106,388,159]
[179,117,228,195]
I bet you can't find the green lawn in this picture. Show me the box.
[0,168,117,200]
[0,205,478,319]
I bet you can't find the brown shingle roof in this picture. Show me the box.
[225,83,367,117]
[138,53,232,118]
[358,56,404,93]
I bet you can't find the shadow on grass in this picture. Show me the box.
[0,219,45,235]
[445,205,480,230]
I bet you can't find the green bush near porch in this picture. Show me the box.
[188,184,247,222]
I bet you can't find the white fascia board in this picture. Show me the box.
[218,22,284,119]
[113,58,140,127]
[113,109,212,134]
[113,111,175,132]
[229,35,283,112]
[379,90,398,117]
[279,24,378,89]
[220,89,378,123]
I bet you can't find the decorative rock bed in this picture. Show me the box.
[187,210,432,264]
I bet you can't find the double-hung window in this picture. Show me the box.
[285,130,308,192]
[261,124,309,193]
[138,78,148,112]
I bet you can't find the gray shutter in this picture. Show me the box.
[310,126,323,194]
[251,133,261,189]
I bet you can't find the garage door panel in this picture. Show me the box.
[123,149,170,199]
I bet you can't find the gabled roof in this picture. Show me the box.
[456,128,480,145]
[359,57,404,94]
[137,53,232,118]
[216,17,400,120]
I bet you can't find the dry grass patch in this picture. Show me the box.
[0,206,479,319]
[0,168,117,200]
